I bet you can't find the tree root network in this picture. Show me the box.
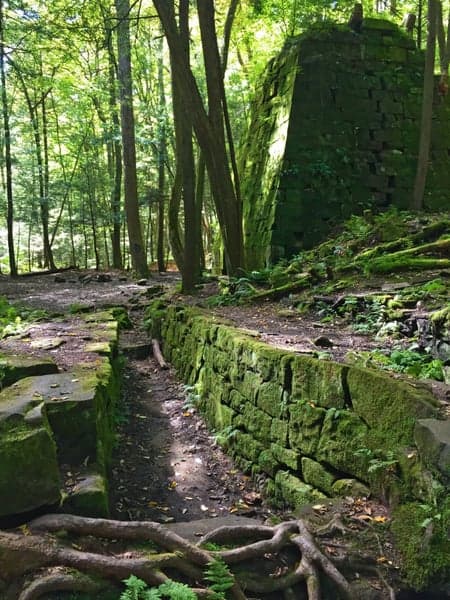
[0,512,384,599]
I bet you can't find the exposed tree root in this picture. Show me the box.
[17,570,107,600]
[152,338,169,369]
[0,513,392,599]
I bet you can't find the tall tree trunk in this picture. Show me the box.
[0,0,17,276]
[115,0,148,277]
[106,22,123,269]
[153,0,243,276]
[169,0,200,292]
[436,0,450,95]
[157,36,166,273]
[12,67,56,270]
[412,0,438,210]
[168,165,184,271]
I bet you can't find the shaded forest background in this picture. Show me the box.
[0,0,448,287]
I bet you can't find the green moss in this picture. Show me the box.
[0,355,58,387]
[347,366,437,448]
[257,381,285,417]
[301,457,336,494]
[316,409,370,481]
[230,431,265,462]
[270,418,289,444]
[365,257,450,274]
[271,443,301,470]
[391,498,450,589]
[241,404,272,442]
[290,355,347,408]
[275,470,326,508]
[289,401,327,455]
[259,449,279,476]
[0,424,60,515]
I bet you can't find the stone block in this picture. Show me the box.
[0,354,58,387]
[62,472,109,518]
[290,355,347,408]
[271,443,301,471]
[301,457,337,494]
[258,449,279,476]
[347,366,437,447]
[289,401,327,455]
[331,478,370,497]
[257,381,285,417]
[242,404,272,442]
[231,431,265,462]
[316,409,370,481]
[275,470,326,508]
[271,418,289,445]
[0,386,60,516]
[415,419,450,477]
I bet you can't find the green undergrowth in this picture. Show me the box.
[205,209,449,307]
[119,558,234,600]
[346,348,445,381]
[0,295,48,338]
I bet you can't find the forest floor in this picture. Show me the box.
[1,267,448,598]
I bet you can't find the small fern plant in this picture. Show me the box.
[204,557,235,599]
[120,575,198,600]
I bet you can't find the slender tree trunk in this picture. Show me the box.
[115,0,148,277]
[153,0,243,276]
[88,191,100,270]
[168,165,184,272]
[106,24,123,269]
[0,0,17,276]
[157,36,166,273]
[436,0,450,95]
[412,0,438,210]
[169,0,200,292]
[195,154,206,271]
[68,195,76,266]
[13,70,55,270]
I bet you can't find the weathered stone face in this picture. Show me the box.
[241,19,450,268]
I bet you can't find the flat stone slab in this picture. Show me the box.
[30,337,65,350]
[415,418,450,477]
[0,372,95,422]
[0,354,58,387]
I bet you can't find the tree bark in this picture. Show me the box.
[105,16,123,269]
[157,35,167,273]
[0,0,17,276]
[115,0,148,277]
[436,0,449,95]
[153,0,243,276]
[412,0,438,211]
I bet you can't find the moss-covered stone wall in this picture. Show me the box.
[154,304,450,587]
[241,19,450,269]
[0,310,121,520]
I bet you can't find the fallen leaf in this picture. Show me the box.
[374,516,388,523]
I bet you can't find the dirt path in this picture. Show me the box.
[0,270,273,524]
[110,353,270,523]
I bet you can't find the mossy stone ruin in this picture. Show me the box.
[241,18,450,269]
[151,303,450,589]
